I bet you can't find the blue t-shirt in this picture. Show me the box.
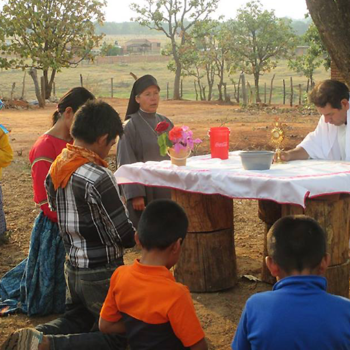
[232,275,350,350]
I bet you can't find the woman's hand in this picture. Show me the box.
[132,197,145,211]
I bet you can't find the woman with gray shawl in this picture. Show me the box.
[117,75,173,228]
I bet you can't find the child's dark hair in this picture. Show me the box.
[138,199,188,250]
[267,215,327,273]
[71,100,123,144]
[309,79,349,109]
[53,87,95,125]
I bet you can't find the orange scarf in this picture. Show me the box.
[50,144,108,190]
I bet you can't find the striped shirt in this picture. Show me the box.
[45,162,135,268]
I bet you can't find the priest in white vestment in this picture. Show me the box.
[281,80,350,162]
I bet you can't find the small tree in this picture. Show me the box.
[230,1,296,103]
[288,23,330,86]
[0,0,105,105]
[131,0,219,100]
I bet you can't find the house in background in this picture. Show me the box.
[124,39,161,55]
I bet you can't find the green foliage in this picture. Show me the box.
[228,1,297,102]
[100,42,122,56]
[130,0,220,99]
[0,0,105,99]
[288,23,330,84]
[157,132,172,156]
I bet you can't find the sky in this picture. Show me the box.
[104,0,309,23]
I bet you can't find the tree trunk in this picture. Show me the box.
[29,68,45,108]
[254,73,261,103]
[173,64,181,99]
[306,0,350,86]
[43,69,56,99]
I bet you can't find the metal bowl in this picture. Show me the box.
[239,151,274,170]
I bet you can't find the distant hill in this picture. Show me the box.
[96,18,311,36]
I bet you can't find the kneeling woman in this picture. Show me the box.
[117,75,173,228]
[0,87,94,316]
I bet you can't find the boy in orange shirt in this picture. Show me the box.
[99,199,208,350]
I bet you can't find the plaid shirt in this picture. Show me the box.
[45,162,135,268]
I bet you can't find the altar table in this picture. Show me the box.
[115,152,350,296]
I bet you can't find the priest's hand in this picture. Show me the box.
[275,147,309,162]
[132,197,145,211]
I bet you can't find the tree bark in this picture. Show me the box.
[306,0,350,85]
[29,68,45,108]
[43,69,56,99]
[254,73,261,103]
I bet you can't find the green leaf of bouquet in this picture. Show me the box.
[157,133,168,156]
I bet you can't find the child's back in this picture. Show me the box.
[234,275,350,350]
[232,215,350,350]
[100,199,208,350]
[102,260,204,349]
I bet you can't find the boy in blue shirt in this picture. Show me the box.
[232,215,350,350]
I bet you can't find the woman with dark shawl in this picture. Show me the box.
[117,75,173,228]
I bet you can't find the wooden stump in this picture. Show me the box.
[259,194,350,297]
[172,190,237,292]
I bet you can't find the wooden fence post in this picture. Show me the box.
[298,84,302,105]
[247,82,253,104]
[80,74,83,87]
[10,82,16,100]
[21,70,26,100]
[264,83,267,104]
[268,74,275,105]
[283,79,286,105]
[306,79,310,93]
[167,82,169,100]
[290,77,293,107]
[241,73,247,105]
[111,78,114,98]
[237,75,241,104]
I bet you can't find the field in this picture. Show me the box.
[0,97,320,348]
[0,35,329,103]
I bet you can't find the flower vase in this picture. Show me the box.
[168,147,190,166]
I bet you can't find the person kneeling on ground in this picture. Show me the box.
[232,215,350,350]
[99,199,208,350]
[1,100,135,350]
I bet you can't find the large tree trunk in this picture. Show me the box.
[29,68,45,108]
[173,64,181,100]
[306,0,350,85]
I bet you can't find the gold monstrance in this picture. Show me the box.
[270,119,286,163]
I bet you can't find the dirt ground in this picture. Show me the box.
[0,98,318,348]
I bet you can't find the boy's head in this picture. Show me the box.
[137,199,188,260]
[266,215,329,278]
[71,100,123,158]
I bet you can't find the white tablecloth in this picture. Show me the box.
[114,151,350,208]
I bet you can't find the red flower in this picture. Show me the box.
[155,121,170,133]
[169,127,183,141]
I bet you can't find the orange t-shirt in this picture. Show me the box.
[101,259,205,349]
